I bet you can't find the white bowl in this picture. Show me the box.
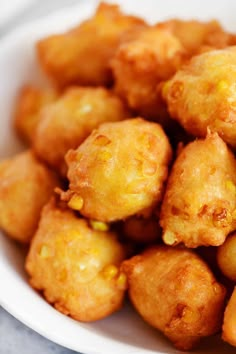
[0,0,35,28]
[0,1,236,353]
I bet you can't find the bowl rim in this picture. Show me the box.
[1,1,236,354]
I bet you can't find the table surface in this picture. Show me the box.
[0,1,83,353]
[0,306,78,354]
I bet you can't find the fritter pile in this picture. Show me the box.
[2,2,236,351]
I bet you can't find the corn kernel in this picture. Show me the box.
[99,150,112,161]
[216,80,228,92]
[162,80,171,98]
[39,245,51,258]
[68,195,84,211]
[226,180,236,193]
[116,273,127,289]
[102,264,119,280]
[163,231,176,245]
[183,307,200,323]
[90,220,109,231]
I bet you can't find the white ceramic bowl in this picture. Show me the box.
[0,0,35,28]
[1,1,236,353]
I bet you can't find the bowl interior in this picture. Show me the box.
[1,1,236,353]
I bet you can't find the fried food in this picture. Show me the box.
[163,46,236,148]
[14,85,57,144]
[157,19,234,56]
[5,4,236,350]
[0,150,59,243]
[25,200,127,322]
[222,287,236,347]
[217,232,236,281]
[37,3,146,88]
[33,87,129,176]
[122,246,226,350]
[111,26,186,123]
[65,118,172,222]
[123,215,161,244]
[160,132,236,248]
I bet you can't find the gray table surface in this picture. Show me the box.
[0,1,84,353]
[0,306,77,354]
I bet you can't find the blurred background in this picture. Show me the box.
[0,0,80,36]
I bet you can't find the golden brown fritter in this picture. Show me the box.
[217,232,236,281]
[160,132,236,248]
[163,46,236,148]
[111,26,186,123]
[122,245,226,350]
[222,287,236,347]
[123,215,161,244]
[37,3,146,88]
[0,150,59,243]
[14,85,57,144]
[65,118,172,222]
[157,19,234,56]
[33,87,129,176]
[25,200,127,322]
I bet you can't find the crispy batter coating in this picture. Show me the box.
[222,287,236,347]
[160,132,236,248]
[157,19,234,56]
[111,26,186,123]
[37,3,146,88]
[122,246,226,350]
[217,232,236,281]
[163,46,236,148]
[0,150,59,243]
[25,201,127,322]
[14,85,57,144]
[123,215,161,244]
[65,118,172,222]
[33,87,129,176]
